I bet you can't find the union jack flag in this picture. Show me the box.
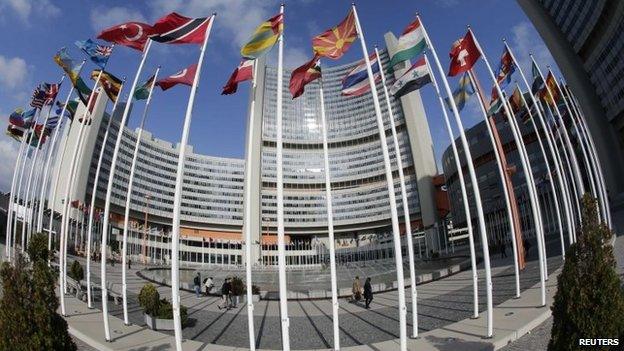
[96,44,113,57]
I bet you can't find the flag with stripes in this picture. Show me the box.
[45,83,59,105]
[341,53,380,97]
[150,12,211,45]
[240,13,283,59]
[45,115,60,131]
[31,84,47,109]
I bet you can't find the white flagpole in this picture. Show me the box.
[121,66,159,325]
[170,15,215,350]
[418,16,494,337]
[15,109,42,251]
[352,6,407,348]
[317,59,341,349]
[375,47,420,336]
[466,69,522,299]
[531,57,586,200]
[503,42,575,246]
[242,59,258,351]
[85,78,126,308]
[424,54,481,308]
[273,5,291,350]
[100,40,151,341]
[24,76,66,244]
[564,86,612,228]
[5,112,31,259]
[515,83,567,258]
[471,29,547,303]
[38,85,75,237]
[60,65,108,316]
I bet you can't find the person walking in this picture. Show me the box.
[193,272,201,298]
[128,258,132,270]
[351,276,362,303]
[523,237,531,260]
[364,277,373,309]
[204,276,214,296]
[218,278,231,309]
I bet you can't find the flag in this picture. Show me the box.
[151,13,211,45]
[75,39,113,68]
[390,57,431,97]
[241,13,284,59]
[45,115,60,131]
[312,9,357,60]
[389,18,427,67]
[134,74,155,100]
[56,100,79,120]
[90,69,122,102]
[6,124,25,142]
[289,56,321,99]
[75,76,93,105]
[488,86,503,115]
[8,108,25,127]
[541,72,560,107]
[222,59,254,95]
[156,64,197,91]
[45,83,59,105]
[341,53,380,97]
[445,72,474,111]
[21,108,36,127]
[495,47,515,88]
[448,30,480,77]
[53,48,85,86]
[97,22,154,51]
[31,85,47,109]
[531,61,544,94]
[509,87,524,114]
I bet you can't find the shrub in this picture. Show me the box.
[138,284,160,317]
[230,276,244,296]
[0,238,76,350]
[244,284,261,295]
[548,194,624,350]
[69,260,84,282]
[157,298,188,326]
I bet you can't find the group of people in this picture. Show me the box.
[351,276,374,309]
[193,273,237,310]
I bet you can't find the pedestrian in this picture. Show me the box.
[364,277,373,309]
[204,276,214,296]
[351,276,362,302]
[523,238,531,260]
[128,258,132,270]
[194,272,201,298]
[218,278,231,309]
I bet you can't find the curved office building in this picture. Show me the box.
[51,34,439,266]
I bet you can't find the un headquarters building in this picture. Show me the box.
[50,33,441,266]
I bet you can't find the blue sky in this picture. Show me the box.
[0,0,558,191]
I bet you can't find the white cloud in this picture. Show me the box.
[90,6,148,31]
[0,0,60,22]
[148,0,277,46]
[0,136,19,192]
[0,55,28,91]
[282,46,311,69]
[510,21,557,76]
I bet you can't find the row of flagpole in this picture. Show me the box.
[2,3,614,351]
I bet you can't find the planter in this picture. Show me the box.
[144,313,175,331]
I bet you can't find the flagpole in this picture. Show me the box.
[514,83,567,259]
[242,59,258,351]
[352,5,407,348]
[23,76,66,245]
[503,41,575,245]
[471,29,548,304]
[271,5,291,350]
[170,15,215,350]
[5,111,31,259]
[99,39,150,341]
[317,59,341,349]
[548,70,603,220]
[564,86,612,228]
[424,54,481,309]
[376,46,420,336]
[85,78,125,308]
[418,16,494,337]
[60,64,108,316]
[121,67,159,325]
[467,69,524,300]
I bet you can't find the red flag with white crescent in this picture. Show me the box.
[97,22,154,51]
[156,64,197,91]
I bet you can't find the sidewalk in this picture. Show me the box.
[64,266,561,351]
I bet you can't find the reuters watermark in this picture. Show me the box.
[578,338,619,347]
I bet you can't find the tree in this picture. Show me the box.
[548,195,624,350]
[0,233,76,351]
[69,260,84,282]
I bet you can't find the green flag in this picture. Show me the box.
[134,74,155,100]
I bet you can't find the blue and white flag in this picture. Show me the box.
[45,115,59,130]
[389,57,431,97]
[341,53,381,97]
[75,39,112,68]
